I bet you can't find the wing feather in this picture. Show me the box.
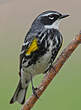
[19,34,38,75]
[26,38,38,55]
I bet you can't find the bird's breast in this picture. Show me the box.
[22,39,53,76]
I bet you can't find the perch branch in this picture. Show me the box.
[21,32,81,110]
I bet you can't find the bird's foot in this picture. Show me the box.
[32,86,39,98]
[44,64,53,74]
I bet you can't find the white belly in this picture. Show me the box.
[23,50,51,76]
[21,51,51,88]
[21,40,53,87]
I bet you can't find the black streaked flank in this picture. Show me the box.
[22,29,63,68]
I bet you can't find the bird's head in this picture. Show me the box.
[32,11,69,30]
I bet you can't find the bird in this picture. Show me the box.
[10,10,69,104]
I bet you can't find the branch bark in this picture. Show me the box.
[21,32,81,110]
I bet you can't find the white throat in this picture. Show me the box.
[45,19,61,30]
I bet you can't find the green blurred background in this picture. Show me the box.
[0,0,81,109]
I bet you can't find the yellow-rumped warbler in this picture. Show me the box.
[10,11,69,104]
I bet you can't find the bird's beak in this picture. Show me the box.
[59,14,70,19]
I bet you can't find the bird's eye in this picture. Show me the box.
[48,15,54,20]
[49,16,54,20]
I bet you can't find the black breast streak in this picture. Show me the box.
[24,30,51,67]
[23,29,63,69]
[26,43,48,67]
[49,29,63,64]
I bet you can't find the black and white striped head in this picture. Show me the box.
[32,11,69,30]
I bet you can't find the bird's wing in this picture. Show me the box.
[19,33,39,76]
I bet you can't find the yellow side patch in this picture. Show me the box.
[26,38,38,55]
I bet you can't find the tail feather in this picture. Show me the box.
[10,80,28,104]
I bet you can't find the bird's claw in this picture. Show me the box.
[32,86,39,98]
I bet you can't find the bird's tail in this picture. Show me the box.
[10,80,28,104]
